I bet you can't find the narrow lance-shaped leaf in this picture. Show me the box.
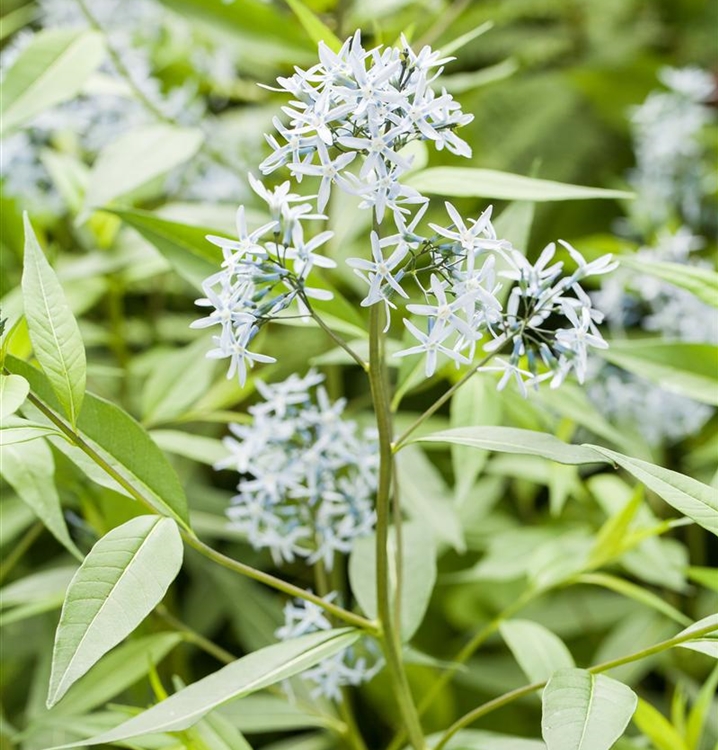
[674,613,718,659]
[0,29,105,135]
[542,668,637,750]
[406,167,634,201]
[22,213,86,427]
[0,438,82,560]
[500,619,575,683]
[48,628,359,748]
[286,0,343,52]
[47,515,184,707]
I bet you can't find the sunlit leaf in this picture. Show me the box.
[0,374,29,419]
[286,0,342,52]
[47,516,183,707]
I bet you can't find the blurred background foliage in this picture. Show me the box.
[1,0,717,749]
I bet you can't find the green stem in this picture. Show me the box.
[0,522,44,584]
[23,389,379,635]
[392,351,497,452]
[368,304,426,750]
[155,605,237,665]
[303,295,368,371]
[386,588,535,750]
[432,621,718,750]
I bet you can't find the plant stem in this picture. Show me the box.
[368,304,426,750]
[392,351,497,451]
[155,605,237,665]
[303,295,369,371]
[22,389,379,635]
[432,621,718,750]
[0,522,44,584]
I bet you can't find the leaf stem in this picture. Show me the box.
[431,621,718,750]
[393,351,497,451]
[369,303,426,750]
[22,389,379,635]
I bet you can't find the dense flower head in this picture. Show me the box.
[276,595,382,700]
[221,370,378,567]
[259,30,473,223]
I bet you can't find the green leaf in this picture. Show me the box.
[588,486,644,568]
[686,566,718,593]
[500,619,575,683]
[406,168,633,201]
[619,256,718,308]
[349,521,436,641]
[588,446,718,537]
[0,416,63,445]
[0,438,82,560]
[0,374,29,419]
[439,21,493,56]
[47,515,183,708]
[84,124,204,211]
[22,213,86,427]
[542,669,637,750]
[7,355,191,527]
[450,376,502,505]
[285,0,342,52]
[674,614,718,659]
[150,429,224,466]
[109,208,222,289]
[218,695,332,732]
[632,698,688,750]
[0,565,77,610]
[414,426,603,465]
[48,628,359,748]
[424,729,546,749]
[686,663,718,749]
[45,632,183,719]
[0,29,105,136]
[598,340,718,406]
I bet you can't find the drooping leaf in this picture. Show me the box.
[84,124,204,211]
[286,0,342,52]
[674,614,718,659]
[619,256,718,308]
[542,669,637,750]
[0,416,63,446]
[0,374,29,419]
[0,438,82,560]
[349,520,436,641]
[598,340,718,406]
[6,355,191,526]
[48,628,359,748]
[406,167,633,201]
[47,515,184,707]
[0,29,105,135]
[22,213,86,427]
[500,619,575,683]
[109,208,223,289]
[415,426,603,465]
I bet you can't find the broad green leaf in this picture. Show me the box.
[406,167,633,201]
[0,29,105,135]
[588,446,718,536]
[619,256,718,308]
[414,426,603,465]
[48,628,359,748]
[674,614,718,659]
[0,565,77,610]
[286,0,342,52]
[598,340,718,406]
[0,416,63,445]
[47,516,184,707]
[450,376,501,505]
[142,337,214,426]
[500,619,575,683]
[542,669,637,750]
[6,355,191,526]
[109,208,223,289]
[22,214,86,426]
[0,438,82,560]
[44,632,183,718]
[349,521,436,641]
[84,124,204,211]
[632,698,688,750]
[0,374,29,419]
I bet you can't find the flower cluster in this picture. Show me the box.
[628,66,715,231]
[259,30,472,222]
[220,371,377,568]
[276,595,382,701]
